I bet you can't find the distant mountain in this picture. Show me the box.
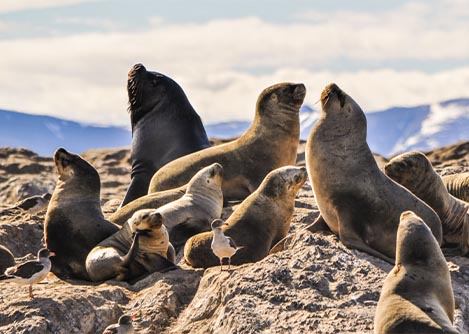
[298,98,469,156]
[1,98,469,157]
[0,109,131,156]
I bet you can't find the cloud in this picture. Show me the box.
[0,0,102,14]
[0,0,468,126]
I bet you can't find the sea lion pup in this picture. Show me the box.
[109,186,186,226]
[44,148,119,280]
[156,163,224,249]
[86,209,175,282]
[442,172,469,202]
[120,63,210,207]
[149,82,306,202]
[184,166,307,268]
[374,211,459,334]
[385,151,469,256]
[0,245,15,274]
[305,83,442,263]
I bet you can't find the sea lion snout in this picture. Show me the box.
[209,163,224,178]
[294,167,308,184]
[321,83,346,108]
[128,63,146,78]
[292,83,306,105]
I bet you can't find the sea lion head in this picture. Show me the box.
[127,63,190,127]
[257,82,306,115]
[128,209,165,237]
[53,148,100,185]
[385,152,433,191]
[396,211,444,267]
[262,166,308,199]
[319,83,367,141]
[187,163,224,192]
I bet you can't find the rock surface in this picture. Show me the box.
[0,142,468,333]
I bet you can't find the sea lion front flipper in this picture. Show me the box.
[140,253,177,273]
[338,217,395,264]
[306,215,329,233]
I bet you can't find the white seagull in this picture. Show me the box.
[10,193,52,216]
[211,219,243,272]
[0,248,55,298]
[103,314,136,334]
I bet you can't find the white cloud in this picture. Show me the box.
[0,0,102,14]
[0,0,468,126]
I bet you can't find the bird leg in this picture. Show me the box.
[228,258,231,271]
[29,285,34,299]
[220,259,223,273]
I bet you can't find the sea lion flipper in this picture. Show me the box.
[306,215,329,233]
[269,235,292,254]
[339,223,395,264]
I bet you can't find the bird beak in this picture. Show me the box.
[130,314,139,320]
[49,252,56,257]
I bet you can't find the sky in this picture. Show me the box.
[1,0,469,127]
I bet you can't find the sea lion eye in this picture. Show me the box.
[270,93,278,102]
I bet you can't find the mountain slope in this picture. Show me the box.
[1,97,469,157]
[0,109,131,156]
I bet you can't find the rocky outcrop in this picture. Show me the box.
[0,143,468,333]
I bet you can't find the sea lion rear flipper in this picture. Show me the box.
[306,215,329,233]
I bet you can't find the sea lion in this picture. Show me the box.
[304,83,442,263]
[155,163,224,249]
[374,211,458,334]
[149,82,306,202]
[86,209,175,282]
[184,166,307,268]
[120,63,210,207]
[442,172,469,202]
[44,148,119,280]
[0,244,15,274]
[109,186,186,226]
[385,151,469,256]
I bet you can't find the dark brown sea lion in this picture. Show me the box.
[0,244,15,274]
[44,148,119,280]
[149,82,306,202]
[385,151,469,256]
[374,211,458,334]
[120,63,210,207]
[304,83,442,263]
[184,166,307,268]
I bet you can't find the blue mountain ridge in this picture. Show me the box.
[1,97,468,157]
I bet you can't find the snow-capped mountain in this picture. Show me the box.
[298,98,469,156]
[0,109,131,156]
[1,97,468,157]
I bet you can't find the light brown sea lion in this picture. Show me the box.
[120,64,210,207]
[44,148,119,280]
[155,163,224,249]
[184,166,307,268]
[86,209,175,282]
[148,82,306,202]
[304,83,442,263]
[0,244,15,274]
[442,172,469,203]
[374,211,459,334]
[109,186,186,226]
[385,151,469,256]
